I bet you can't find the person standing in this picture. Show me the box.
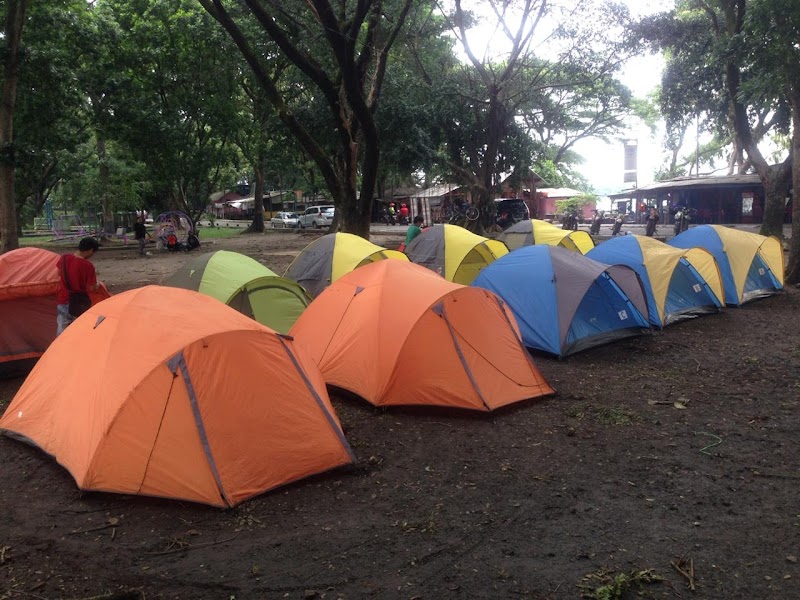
[133,216,148,256]
[405,215,424,246]
[56,237,102,336]
[645,207,659,237]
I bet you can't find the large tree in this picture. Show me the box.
[429,0,635,232]
[104,0,241,224]
[198,0,414,238]
[0,0,29,252]
[637,1,792,237]
[741,0,800,282]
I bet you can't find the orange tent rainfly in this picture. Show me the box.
[0,286,355,507]
[0,248,109,376]
[290,260,554,411]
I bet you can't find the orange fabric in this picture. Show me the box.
[0,249,110,365]
[290,261,554,410]
[0,286,353,507]
[0,248,60,301]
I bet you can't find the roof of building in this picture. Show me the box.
[537,187,585,198]
[609,174,763,199]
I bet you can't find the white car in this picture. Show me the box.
[298,205,335,229]
[271,211,299,228]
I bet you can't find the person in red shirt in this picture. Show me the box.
[56,237,103,336]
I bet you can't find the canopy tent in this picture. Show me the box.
[403,224,508,284]
[669,225,783,305]
[587,235,724,327]
[163,250,310,334]
[499,219,595,254]
[0,248,109,377]
[0,286,354,507]
[290,260,554,411]
[285,233,408,298]
[472,245,650,357]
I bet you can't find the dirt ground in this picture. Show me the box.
[1,230,799,600]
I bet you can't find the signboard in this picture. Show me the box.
[623,140,638,185]
[624,142,638,171]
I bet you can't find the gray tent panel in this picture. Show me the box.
[284,235,337,298]
[404,225,448,277]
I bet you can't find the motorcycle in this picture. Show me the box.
[381,210,396,226]
[611,212,624,236]
[589,211,603,235]
[673,206,694,235]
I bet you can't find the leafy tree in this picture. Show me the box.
[636,1,792,237]
[428,0,635,232]
[198,0,415,238]
[0,0,29,252]
[741,0,800,282]
[102,0,241,224]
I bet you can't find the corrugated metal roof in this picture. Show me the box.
[609,174,763,198]
[412,184,463,199]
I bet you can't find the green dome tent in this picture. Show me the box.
[163,250,311,333]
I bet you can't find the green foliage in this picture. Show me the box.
[579,568,663,599]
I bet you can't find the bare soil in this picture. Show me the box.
[1,231,799,600]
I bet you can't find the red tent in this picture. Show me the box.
[0,248,109,376]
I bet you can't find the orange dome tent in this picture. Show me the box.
[290,260,554,411]
[0,286,355,507]
[0,248,109,377]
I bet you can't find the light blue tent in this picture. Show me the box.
[472,245,650,357]
[587,235,724,327]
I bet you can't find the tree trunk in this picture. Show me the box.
[97,135,115,235]
[247,154,266,233]
[0,0,28,254]
[785,88,800,284]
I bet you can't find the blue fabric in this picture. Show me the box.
[472,245,647,357]
[586,237,660,326]
[669,226,738,305]
[564,273,649,353]
[743,252,782,298]
[663,258,722,318]
[472,247,561,355]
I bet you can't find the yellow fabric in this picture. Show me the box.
[683,248,725,306]
[442,226,508,282]
[634,235,721,321]
[331,233,408,282]
[530,220,594,254]
[711,226,785,299]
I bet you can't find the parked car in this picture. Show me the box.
[494,198,530,229]
[298,205,335,229]
[271,211,299,228]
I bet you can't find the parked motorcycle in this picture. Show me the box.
[381,210,396,226]
[589,211,603,235]
[673,206,694,235]
[611,212,624,236]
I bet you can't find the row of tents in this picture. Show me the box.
[0,222,784,507]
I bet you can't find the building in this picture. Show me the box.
[534,188,594,221]
[608,174,780,225]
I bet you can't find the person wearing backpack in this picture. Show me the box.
[56,237,103,336]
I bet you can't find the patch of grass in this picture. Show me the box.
[565,403,636,426]
[196,227,246,239]
[579,568,663,600]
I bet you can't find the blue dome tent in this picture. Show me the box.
[587,235,724,327]
[669,225,783,306]
[472,246,650,357]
